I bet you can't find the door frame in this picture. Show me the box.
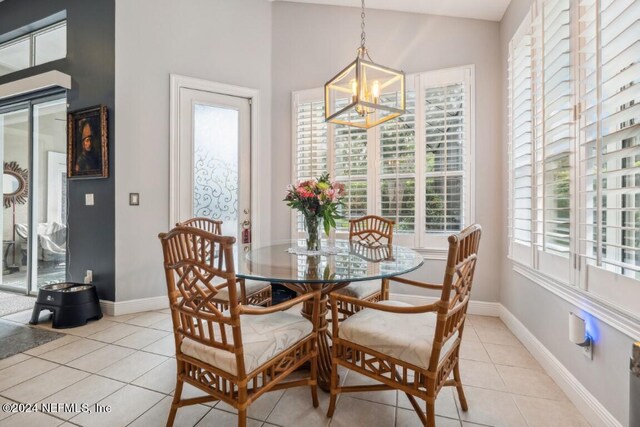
[169,74,264,249]
[0,90,67,295]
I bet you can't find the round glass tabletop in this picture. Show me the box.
[237,239,424,284]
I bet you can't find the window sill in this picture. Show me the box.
[508,258,640,341]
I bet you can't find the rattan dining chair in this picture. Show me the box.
[177,217,272,309]
[159,227,320,427]
[332,215,395,317]
[327,224,482,426]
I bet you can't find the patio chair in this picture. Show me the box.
[159,226,320,427]
[177,217,272,309]
[332,215,395,317]
[327,224,482,426]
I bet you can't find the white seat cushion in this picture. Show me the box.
[333,280,380,299]
[338,300,456,369]
[180,310,312,375]
[215,279,270,302]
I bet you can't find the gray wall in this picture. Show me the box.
[0,0,116,300]
[271,2,503,302]
[499,0,634,424]
[114,0,272,302]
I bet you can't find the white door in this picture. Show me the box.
[177,88,252,251]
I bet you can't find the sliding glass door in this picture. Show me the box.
[0,106,29,292]
[0,93,67,294]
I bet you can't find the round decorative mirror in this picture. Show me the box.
[3,161,29,208]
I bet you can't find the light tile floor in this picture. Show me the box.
[0,309,590,427]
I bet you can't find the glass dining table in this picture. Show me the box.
[236,239,424,391]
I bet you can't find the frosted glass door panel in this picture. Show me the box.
[193,105,239,236]
[177,88,251,251]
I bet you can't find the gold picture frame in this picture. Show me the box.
[67,105,108,178]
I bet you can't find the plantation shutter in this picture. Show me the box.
[533,0,573,257]
[294,98,327,232]
[509,25,534,248]
[379,90,416,233]
[334,117,368,231]
[424,81,466,232]
[579,0,640,280]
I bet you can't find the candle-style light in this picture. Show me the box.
[324,0,405,129]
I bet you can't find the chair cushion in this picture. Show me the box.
[180,310,312,375]
[338,300,456,369]
[333,280,380,299]
[215,279,271,302]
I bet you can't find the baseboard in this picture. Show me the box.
[100,296,168,317]
[499,305,621,427]
[389,293,501,317]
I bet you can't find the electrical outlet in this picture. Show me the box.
[84,270,93,284]
[85,194,94,206]
[583,342,593,360]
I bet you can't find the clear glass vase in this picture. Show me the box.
[304,215,321,251]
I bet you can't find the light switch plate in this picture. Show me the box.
[129,193,139,206]
[85,194,94,206]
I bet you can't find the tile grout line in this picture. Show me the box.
[2,311,582,426]
[474,319,541,427]
[122,392,211,427]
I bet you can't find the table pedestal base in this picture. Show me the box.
[282,282,348,392]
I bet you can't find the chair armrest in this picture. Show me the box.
[387,276,443,290]
[239,291,319,315]
[329,292,440,314]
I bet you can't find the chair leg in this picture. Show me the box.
[326,361,339,418]
[453,362,468,411]
[310,353,319,408]
[166,376,183,427]
[426,402,436,427]
[238,408,247,427]
[238,385,248,427]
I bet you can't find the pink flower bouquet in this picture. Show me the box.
[284,173,345,250]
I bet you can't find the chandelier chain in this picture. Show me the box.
[360,0,366,49]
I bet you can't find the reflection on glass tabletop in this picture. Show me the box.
[236,239,424,284]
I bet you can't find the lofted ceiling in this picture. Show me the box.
[271,0,511,22]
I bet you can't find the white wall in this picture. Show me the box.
[271,2,503,302]
[499,0,635,424]
[114,0,272,302]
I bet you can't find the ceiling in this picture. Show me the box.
[271,0,511,22]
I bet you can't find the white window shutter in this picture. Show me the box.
[424,81,467,233]
[334,112,368,231]
[580,0,640,280]
[509,23,534,249]
[533,0,573,258]
[379,90,416,233]
[294,97,328,233]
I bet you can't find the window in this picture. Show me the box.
[425,83,466,232]
[0,21,66,77]
[292,66,475,250]
[508,14,533,262]
[380,91,416,232]
[508,0,640,315]
[293,93,327,232]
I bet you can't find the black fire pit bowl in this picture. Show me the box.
[30,283,103,329]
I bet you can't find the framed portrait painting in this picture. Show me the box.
[67,105,108,178]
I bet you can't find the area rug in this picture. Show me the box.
[0,291,36,317]
[0,319,64,359]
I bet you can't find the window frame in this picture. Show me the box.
[0,20,67,77]
[507,0,640,320]
[291,65,476,254]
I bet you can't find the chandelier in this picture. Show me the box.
[324,0,406,129]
